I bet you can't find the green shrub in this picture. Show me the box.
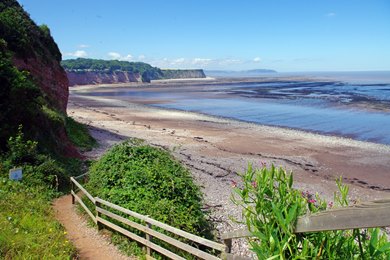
[85,139,213,257]
[65,117,96,152]
[233,164,390,259]
[87,139,211,236]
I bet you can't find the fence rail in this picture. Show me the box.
[71,175,390,259]
[222,198,390,255]
[70,176,227,260]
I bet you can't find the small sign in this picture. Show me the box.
[9,168,23,181]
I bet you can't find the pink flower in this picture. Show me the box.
[308,199,316,204]
[251,181,257,188]
[328,202,333,208]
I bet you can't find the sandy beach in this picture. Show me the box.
[68,83,390,255]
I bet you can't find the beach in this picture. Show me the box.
[68,82,390,254]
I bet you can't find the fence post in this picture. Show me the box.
[95,198,103,231]
[71,178,75,204]
[224,238,232,254]
[145,219,152,256]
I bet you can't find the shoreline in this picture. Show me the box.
[68,93,390,193]
[68,90,390,255]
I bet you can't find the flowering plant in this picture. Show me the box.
[232,164,390,259]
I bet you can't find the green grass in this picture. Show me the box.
[65,117,97,152]
[0,178,76,259]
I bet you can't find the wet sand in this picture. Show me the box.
[68,83,390,254]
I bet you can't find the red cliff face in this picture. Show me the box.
[67,71,142,86]
[13,56,69,113]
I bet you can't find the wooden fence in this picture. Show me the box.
[70,176,227,260]
[71,175,390,259]
[221,198,390,257]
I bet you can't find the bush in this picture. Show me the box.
[233,164,390,259]
[86,139,211,236]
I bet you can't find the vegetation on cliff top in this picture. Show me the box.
[62,58,207,82]
[0,0,61,62]
[62,58,163,82]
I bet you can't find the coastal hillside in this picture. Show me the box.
[161,69,206,79]
[62,58,206,86]
[0,0,78,156]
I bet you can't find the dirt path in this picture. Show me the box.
[53,195,135,260]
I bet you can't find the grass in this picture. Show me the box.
[65,117,97,152]
[0,178,76,259]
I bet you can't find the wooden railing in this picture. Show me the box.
[70,176,227,260]
[221,198,390,257]
[71,175,390,259]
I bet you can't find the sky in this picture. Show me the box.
[17,0,390,72]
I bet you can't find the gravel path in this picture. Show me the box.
[53,195,135,260]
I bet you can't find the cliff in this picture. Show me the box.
[67,71,142,86]
[0,0,78,156]
[161,69,206,79]
[62,58,206,86]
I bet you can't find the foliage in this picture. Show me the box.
[161,69,206,79]
[0,42,77,158]
[233,164,390,259]
[65,117,97,152]
[0,0,61,62]
[1,126,66,188]
[61,58,163,82]
[0,129,76,259]
[86,139,211,236]
[0,178,76,259]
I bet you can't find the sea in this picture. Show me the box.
[82,71,390,145]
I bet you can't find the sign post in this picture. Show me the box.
[9,168,23,181]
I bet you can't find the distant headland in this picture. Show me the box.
[62,58,206,86]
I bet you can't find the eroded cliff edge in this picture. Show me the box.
[0,0,78,156]
[62,58,206,86]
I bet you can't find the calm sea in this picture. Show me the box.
[83,71,390,145]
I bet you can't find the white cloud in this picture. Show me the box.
[78,44,89,48]
[107,52,134,61]
[108,52,121,60]
[191,58,212,66]
[122,54,133,61]
[138,55,146,60]
[326,12,336,17]
[146,56,272,69]
[172,58,186,65]
[64,50,87,58]
[218,59,242,65]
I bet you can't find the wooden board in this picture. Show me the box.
[95,197,225,251]
[97,207,222,260]
[96,216,186,260]
[70,177,95,203]
[71,190,96,224]
[295,199,390,233]
[221,199,390,239]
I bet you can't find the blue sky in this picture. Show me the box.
[18,0,390,72]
